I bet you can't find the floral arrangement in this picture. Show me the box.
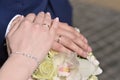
[32,28,102,80]
[32,50,102,80]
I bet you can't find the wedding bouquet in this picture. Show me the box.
[32,28,103,80]
[32,50,102,80]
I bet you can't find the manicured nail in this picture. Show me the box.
[55,17,59,22]
[53,17,59,28]
[21,15,24,19]
[39,11,44,14]
[46,12,50,15]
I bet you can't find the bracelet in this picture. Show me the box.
[11,52,39,65]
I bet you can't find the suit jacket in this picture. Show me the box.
[0,0,72,66]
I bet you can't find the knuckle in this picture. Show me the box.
[32,25,41,33]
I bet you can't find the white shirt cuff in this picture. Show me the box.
[5,14,21,37]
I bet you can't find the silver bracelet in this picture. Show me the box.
[11,52,39,65]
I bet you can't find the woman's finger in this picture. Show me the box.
[8,16,21,34]
[34,12,45,24]
[25,13,36,22]
[41,12,52,30]
[7,16,24,36]
[50,17,59,35]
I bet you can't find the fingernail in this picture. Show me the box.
[88,47,92,52]
[19,15,24,21]
[21,15,24,18]
[46,12,50,15]
[39,11,44,14]
[55,17,59,22]
[53,17,59,28]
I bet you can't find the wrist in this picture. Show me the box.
[0,54,37,80]
[11,52,39,65]
[10,53,38,73]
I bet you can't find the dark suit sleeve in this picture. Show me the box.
[0,43,8,67]
[50,0,72,25]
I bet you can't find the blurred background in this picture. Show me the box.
[69,0,120,80]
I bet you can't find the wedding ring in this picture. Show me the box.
[57,35,62,43]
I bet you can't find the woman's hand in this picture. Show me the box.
[52,22,92,58]
[6,12,59,62]
[1,12,59,80]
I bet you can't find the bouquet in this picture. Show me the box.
[32,51,102,80]
[32,28,102,80]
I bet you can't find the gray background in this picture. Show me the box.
[70,0,120,80]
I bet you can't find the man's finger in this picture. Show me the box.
[52,42,72,54]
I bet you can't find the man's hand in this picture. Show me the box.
[52,22,92,58]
